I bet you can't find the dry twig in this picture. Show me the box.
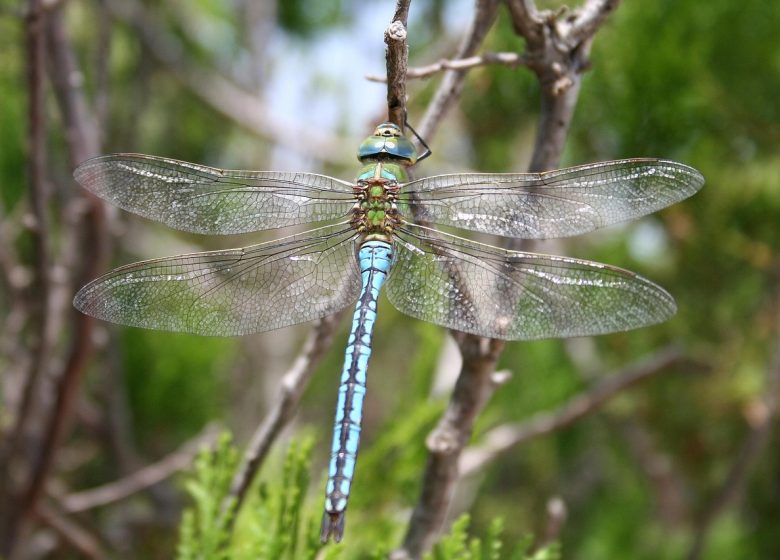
[0,1,49,554]
[104,0,353,165]
[368,51,530,83]
[1,5,106,556]
[62,424,221,513]
[34,503,106,560]
[459,346,686,476]
[385,1,412,127]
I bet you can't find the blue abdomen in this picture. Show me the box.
[320,240,393,543]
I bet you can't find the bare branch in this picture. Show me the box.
[104,0,353,165]
[395,336,505,558]
[0,1,50,554]
[61,424,220,513]
[567,0,622,46]
[505,0,620,173]
[386,0,411,126]
[418,0,500,140]
[1,7,107,556]
[222,313,345,526]
[459,346,686,477]
[396,2,626,554]
[34,502,106,560]
[504,0,545,45]
[368,51,530,83]
[5,0,51,472]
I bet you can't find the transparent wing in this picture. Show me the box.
[74,224,361,336]
[74,154,356,234]
[386,224,676,340]
[400,159,704,239]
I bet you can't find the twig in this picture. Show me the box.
[34,502,106,560]
[686,285,780,560]
[418,0,501,140]
[459,346,686,477]
[368,51,530,83]
[565,0,621,46]
[393,337,505,559]
[617,417,690,525]
[222,313,345,526]
[505,0,621,172]
[385,0,411,127]
[0,1,49,554]
[61,424,221,513]
[104,0,353,165]
[3,6,106,556]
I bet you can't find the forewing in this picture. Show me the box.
[74,154,356,234]
[74,224,361,336]
[386,224,676,340]
[400,159,703,239]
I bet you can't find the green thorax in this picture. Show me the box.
[356,162,409,183]
[351,162,403,239]
[351,123,417,239]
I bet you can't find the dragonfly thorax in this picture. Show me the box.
[351,174,401,238]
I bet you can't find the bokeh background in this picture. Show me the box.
[1,0,779,558]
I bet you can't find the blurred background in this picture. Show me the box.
[1,0,779,558]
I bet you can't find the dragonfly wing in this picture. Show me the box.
[386,224,675,340]
[75,154,356,234]
[400,159,704,239]
[74,224,361,336]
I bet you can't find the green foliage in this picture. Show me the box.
[177,433,239,560]
[277,0,349,37]
[0,14,26,209]
[175,435,558,560]
[177,435,324,560]
[424,515,560,560]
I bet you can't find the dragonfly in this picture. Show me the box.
[73,122,703,543]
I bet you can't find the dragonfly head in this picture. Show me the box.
[357,122,418,165]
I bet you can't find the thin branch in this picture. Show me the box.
[104,0,353,165]
[459,346,686,477]
[566,0,622,46]
[367,51,530,83]
[3,7,106,556]
[386,0,411,127]
[61,424,221,513]
[6,0,50,472]
[505,0,620,172]
[418,0,500,140]
[396,2,623,556]
[34,502,106,560]
[0,1,49,554]
[504,0,544,45]
[394,336,505,558]
[222,313,345,527]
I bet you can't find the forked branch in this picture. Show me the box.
[394,1,623,557]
